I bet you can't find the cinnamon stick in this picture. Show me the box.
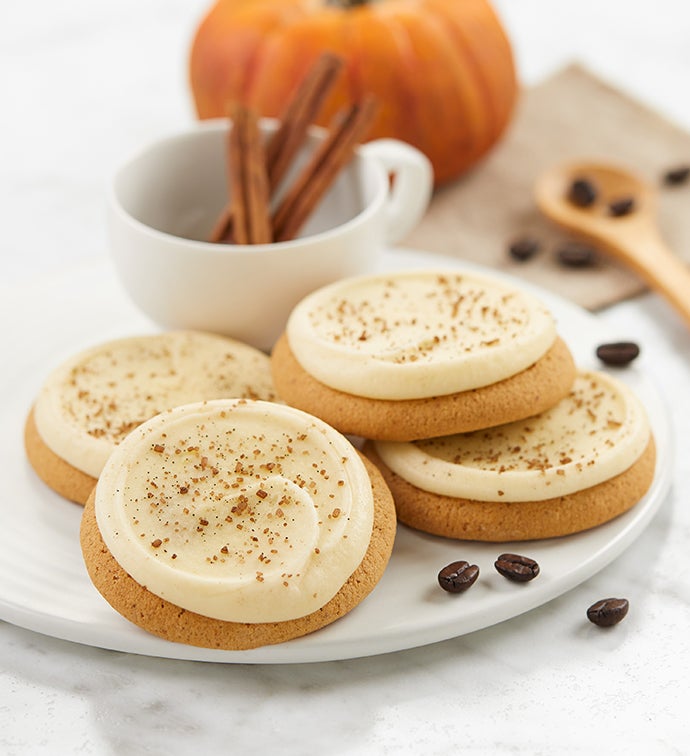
[228,103,272,244]
[265,53,344,192]
[271,95,379,243]
[227,106,250,244]
[243,107,273,244]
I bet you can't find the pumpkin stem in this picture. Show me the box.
[324,0,371,8]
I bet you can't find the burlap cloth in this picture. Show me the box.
[403,64,690,310]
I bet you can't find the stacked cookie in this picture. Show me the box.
[271,269,575,440]
[271,269,656,542]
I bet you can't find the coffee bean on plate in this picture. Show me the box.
[587,597,629,627]
[438,560,480,593]
[608,196,636,217]
[494,553,540,582]
[567,177,598,207]
[555,242,599,268]
[662,165,690,186]
[508,236,540,262]
[596,341,640,366]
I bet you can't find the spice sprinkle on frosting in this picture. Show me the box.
[94,399,375,623]
[34,331,277,479]
[373,371,651,502]
[286,270,557,400]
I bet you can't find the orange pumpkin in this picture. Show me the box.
[189,0,518,185]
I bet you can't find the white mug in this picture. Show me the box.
[107,119,433,351]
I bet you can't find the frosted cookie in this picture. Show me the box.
[271,270,576,441]
[25,331,278,504]
[364,370,655,541]
[80,399,396,650]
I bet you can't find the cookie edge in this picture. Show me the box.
[24,407,97,506]
[363,437,656,542]
[271,334,576,440]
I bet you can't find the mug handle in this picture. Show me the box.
[360,138,433,247]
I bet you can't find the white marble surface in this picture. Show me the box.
[2,1,690,753]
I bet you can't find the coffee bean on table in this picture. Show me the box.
[508,236,540,262]
[662,165,690,186]
[587,597,629,627]
[438,560,480,593]
[608,196,636,217]
[568,177,598,207]
[596,341,640,366]
[555,242,599,268]
[494,553,540,582]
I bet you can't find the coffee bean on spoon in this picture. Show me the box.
[438,560,480,593]
[567,177,598,207]
[587,598,629,627]
[494,553,540,582]
[596,341,640,366]
[608,196,636,217]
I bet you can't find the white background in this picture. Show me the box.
[2,2,690,753]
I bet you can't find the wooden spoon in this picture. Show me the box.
[535,160,690,329]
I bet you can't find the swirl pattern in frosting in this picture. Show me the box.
[95,399,375,623]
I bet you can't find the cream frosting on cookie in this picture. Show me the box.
[95,399,375,623]
[33,331,277,479]
[374,371,651,502]
[286,270,557,400]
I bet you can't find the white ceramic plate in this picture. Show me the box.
[0,249,672,664]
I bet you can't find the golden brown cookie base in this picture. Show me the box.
[24,408,97,506]
[271,335,576,441]
[80,455,396,650]
[363,438,656,542]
